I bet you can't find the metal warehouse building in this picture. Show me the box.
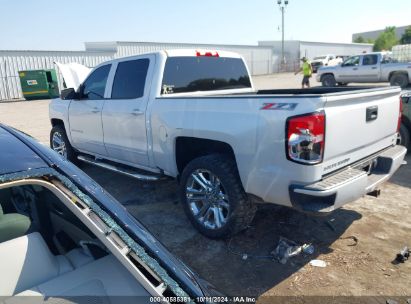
[0,50,114,101]
[353,25,410,41]
[259,40,373,72]
[85,41,274,76]
[0,41,273,101]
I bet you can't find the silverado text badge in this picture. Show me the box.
[323,158,351,173]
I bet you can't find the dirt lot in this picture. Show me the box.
[0,74,410,300]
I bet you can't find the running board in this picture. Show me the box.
[77,155,162,181]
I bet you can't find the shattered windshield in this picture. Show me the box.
[0,168,193,302]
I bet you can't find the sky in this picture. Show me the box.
[0,0,410,51]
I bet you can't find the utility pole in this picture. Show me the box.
[277,0,288,71]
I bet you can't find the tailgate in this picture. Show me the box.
[322,87,401,175]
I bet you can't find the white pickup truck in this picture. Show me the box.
[310,54,343,73]
[50,49,407,238]
[317,52,411,88]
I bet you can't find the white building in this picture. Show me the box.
[85,41,274,76]
[259,40,373,72]
[0,41,273,101]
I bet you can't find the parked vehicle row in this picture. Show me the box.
[316,52,411,88]
[50,49,406,239]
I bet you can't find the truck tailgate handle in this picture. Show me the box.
[366,106,378,122]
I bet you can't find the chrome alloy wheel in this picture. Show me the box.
[186,169,230,230]
[51,131,67,158]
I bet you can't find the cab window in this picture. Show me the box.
[111,59,149,99]
[362,55,378,66]
[342,56,360,67]
[161,57,251,94]
[82,64,111,100]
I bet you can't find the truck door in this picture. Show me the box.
[68,64,112,156]
[357,54,380,82]
[102,56,154,167]
[337,55,360,82]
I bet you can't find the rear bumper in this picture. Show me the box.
[289,145,407,214]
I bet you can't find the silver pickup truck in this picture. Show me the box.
[317,52,411,88]
[50,50,407,238]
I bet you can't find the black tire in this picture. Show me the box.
[179,154,256,239]
[390,73,409,89]
[322,74,337,87]
[398,123,410,149]
[50,125,77,162]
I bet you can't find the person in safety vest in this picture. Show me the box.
[294,57,312,89]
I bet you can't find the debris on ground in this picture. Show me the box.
[309,259,327,268]
[271,237,314,264]
[395,246,410,263]
[338,235,359,246]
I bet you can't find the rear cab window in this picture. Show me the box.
[161,56,251,95]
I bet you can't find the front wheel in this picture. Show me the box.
[179,154,256,239]
[322,74,337,87]
[50,125,77,162]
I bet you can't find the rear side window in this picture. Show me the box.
[111,59,150,99]
[362,55,378,66]
[161,57,251,94]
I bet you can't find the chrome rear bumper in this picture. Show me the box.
[289,145,407,213]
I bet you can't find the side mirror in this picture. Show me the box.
[60,88,78,100]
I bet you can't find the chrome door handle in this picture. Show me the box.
[91,107,100,114]
[372,67,378,69]
[353,68,358,70]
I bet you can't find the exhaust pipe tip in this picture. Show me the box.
[367,189,381,198]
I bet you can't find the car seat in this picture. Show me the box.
[0,203,32,243]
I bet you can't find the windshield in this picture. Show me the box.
[161,56,251,94]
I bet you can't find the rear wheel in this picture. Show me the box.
[398,123,410,149]
[322,74,337,87]
[179,154,256,239]
[390,73,409,89]
[50,125,77,162]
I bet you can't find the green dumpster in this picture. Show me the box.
[18,69,59,100]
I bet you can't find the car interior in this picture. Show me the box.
[0,182,152,299]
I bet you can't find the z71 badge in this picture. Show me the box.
[261,103,298,110]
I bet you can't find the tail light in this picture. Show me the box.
[286,111,325,165]
[398,96,403,132]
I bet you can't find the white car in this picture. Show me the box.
[50,49,406,238]
[310,54,343,73]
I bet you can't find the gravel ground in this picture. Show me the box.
[0,74,410,300]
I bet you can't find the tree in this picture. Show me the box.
[400,26,411,44]
[373,26,398,51]
[353,36,366,43]
[353,36,374,44]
